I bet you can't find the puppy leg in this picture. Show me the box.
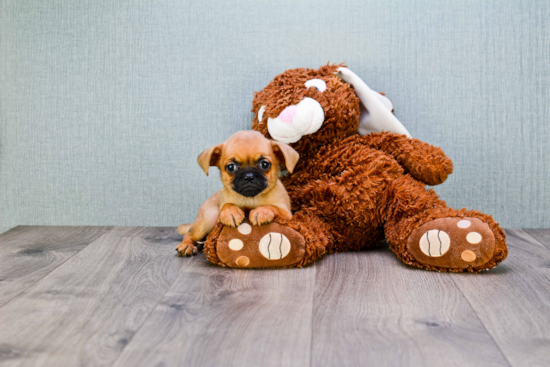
[177,223,192,235]
[249,205,292,226]
[219,203,245,227]
[177,193,219,257]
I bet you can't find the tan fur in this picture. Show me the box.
[176,223,192,235]
[176,131,299,256]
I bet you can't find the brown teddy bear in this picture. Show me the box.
[201,63,507,272]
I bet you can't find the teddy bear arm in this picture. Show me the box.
[362,132,453,186]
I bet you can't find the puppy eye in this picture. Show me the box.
[305,79,327,92]
[226,163,238,173]
[258,159,271,171]
[257,106,266,123]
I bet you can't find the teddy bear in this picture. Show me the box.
[201,63,507,272]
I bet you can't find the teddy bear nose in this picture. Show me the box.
[278,105,298,123]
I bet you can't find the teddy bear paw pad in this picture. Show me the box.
[216,220,306,268]
[407,217,496,269]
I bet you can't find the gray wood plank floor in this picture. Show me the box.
[0,226,112,308]
[0,226,548,367]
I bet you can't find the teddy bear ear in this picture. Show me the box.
[336,67,411,137]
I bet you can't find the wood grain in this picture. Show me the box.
[1,226,549,367]
[524,228,550,250]
[0,226,112,307]
[452,229,550,367]
[310,249,509,367]
[112,259,316,367]
[0,227,184,367]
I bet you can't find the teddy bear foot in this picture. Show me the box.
[215,219,306,268]
[406,217,497,271]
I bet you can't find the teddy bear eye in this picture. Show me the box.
[305,79,327,92]
[257,106,266,123]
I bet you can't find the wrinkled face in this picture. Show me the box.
[222,147,273,197]
[252,64,361,154]
[219,132,278,197]
[226,157,271,197]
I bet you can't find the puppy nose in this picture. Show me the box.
[278,105,298,123]
[243,172,255,182]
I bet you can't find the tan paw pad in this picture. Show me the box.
[235,256,250,267]
[461,250,477,262]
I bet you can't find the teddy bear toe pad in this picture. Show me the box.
[407,217,496,269]
[216,220,305,268]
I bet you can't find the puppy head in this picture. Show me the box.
[197,131,299,198]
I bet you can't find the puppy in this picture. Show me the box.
[176,130,299,256]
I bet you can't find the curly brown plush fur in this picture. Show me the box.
[204,63,507,272]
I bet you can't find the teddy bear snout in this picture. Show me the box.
[278,105,298,123]
[267,97,325,144]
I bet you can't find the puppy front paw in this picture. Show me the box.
[219,205,245,227]
[250,207,276,226]
[176,237,198,257]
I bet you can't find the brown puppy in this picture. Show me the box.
[176,130,299,256]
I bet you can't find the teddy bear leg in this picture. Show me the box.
[203,209,333,268]
[384,175,507,272]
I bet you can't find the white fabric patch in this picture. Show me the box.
[419,230,450,257]
[258,232,291,260]
[228,238,244,251]
[267,97,324,143]
[304,79,327,92]
[237,223,252,235]
[466,232,482,244]
[257,105,266,124]
[376,92,393,112]
[457,220,471,228]
[336,67,411,137]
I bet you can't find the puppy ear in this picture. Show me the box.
[271,141,300,173]
[197,144,223,176]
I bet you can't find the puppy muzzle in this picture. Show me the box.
[232,167,268,197]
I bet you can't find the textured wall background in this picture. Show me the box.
[1,0,549,231]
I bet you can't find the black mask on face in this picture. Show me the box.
[231,167,268,197]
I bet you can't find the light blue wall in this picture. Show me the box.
[1,0,549,229]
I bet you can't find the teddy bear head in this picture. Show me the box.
[251,64,359,154]
[251,63,410,156]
